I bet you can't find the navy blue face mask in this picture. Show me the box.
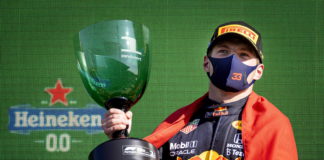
[207,54,258,92]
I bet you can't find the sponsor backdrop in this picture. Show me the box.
[0,0,323,159]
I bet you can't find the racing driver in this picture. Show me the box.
[101,21,298,160]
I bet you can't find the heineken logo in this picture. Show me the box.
[7,78,106,153]
[8,104,105,134]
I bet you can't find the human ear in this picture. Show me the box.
[253,64,264,80]
[203,56,211,73]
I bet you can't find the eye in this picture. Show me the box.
[218,49,229,55]
[239,52,251,59]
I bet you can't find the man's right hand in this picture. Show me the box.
[101,108,133,139]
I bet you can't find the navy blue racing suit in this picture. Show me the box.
[160,97,247,160]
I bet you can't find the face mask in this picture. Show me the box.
[207,54,258,92]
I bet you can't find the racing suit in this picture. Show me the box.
[144,91,298,160]
[160,96,246,159]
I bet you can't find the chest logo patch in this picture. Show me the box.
[231,120,242,131]
[212,106,229,117]
[180,119,200,134]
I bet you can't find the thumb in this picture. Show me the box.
[125,111,132,134]
[125,111,133,120]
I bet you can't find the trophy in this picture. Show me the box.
[74,20,158,160]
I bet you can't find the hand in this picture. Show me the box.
[101,108,133,139]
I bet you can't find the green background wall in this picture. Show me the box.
[0,0,323,159]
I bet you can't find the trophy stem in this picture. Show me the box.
[104,97,133,138]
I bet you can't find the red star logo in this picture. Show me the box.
[45,79,73,106]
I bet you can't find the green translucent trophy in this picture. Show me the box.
[74,20,158,160]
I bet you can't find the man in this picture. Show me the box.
[102,21,298,160]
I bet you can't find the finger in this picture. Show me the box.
[104,109,119,118]
[104,111,110,118]
[112,124,127,131]
[101,116,112,125]
[106,118,129,127]
[102,121,127,132]
[105,124,127,135]
[105,109,127,120]
[107,113,128,123]
[108,108,125,115]
[101,114,128,131]
[102,110,127,123]
[101,118,112,129]
[125,111,133,120]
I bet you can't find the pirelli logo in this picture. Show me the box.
[218,24,259,44]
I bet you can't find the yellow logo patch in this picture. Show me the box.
[231,120,242,131]
[218,24,259,44]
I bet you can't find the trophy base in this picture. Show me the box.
[89,138,159,160]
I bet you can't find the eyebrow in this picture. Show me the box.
[215,44,230,49]
[216,44,252,52]
[239,47,252,52]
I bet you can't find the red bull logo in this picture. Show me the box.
[212,106,229,117]
[177,150,229,160]
[215,156,228,160]
[214,106,227,111]
[176,152,243,160]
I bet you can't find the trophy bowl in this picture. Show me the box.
[74,20,158,160]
